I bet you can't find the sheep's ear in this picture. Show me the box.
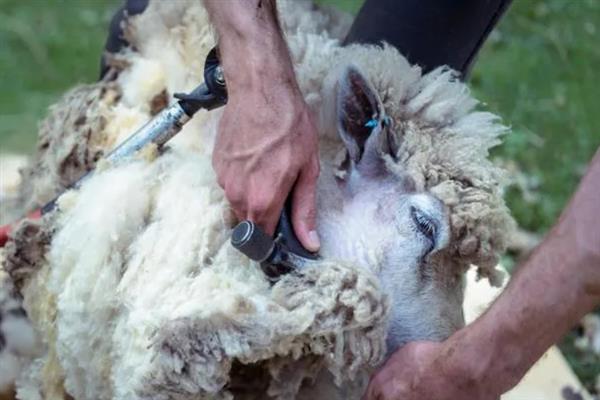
[337,66,395,174]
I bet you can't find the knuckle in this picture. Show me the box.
[312,155,321,170]
[211,154,223,173]
[216,174,226,189]
[212,166,224,186]
[225,185,244,207]
[249,196,274,217]
[281,167,298,183]
[250,204,269,218]
[308,160,320,180]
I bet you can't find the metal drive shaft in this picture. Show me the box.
[105,102,191,165]
[0,48,226,246]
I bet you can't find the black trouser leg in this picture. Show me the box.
[100,0,149,79]
[344,0,513,78]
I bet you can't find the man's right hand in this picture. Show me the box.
[205,0,321,252]
[212,71,320,251]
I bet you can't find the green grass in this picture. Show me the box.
[0,0,119,152]
[469,5,600,391]
[472,0,600,234]
[1,0,598,393]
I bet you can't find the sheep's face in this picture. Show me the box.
[317,67,465,355]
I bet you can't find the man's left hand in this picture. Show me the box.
[363,339,498,400]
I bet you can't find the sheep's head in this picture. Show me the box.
[316,59,514,354]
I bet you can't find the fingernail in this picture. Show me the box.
[308,230,320,251]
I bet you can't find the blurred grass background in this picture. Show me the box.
[0,0,598,393]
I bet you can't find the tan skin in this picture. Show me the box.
[205,1,600,398]
[204,0,320,251]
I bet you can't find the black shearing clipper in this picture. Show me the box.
[231,200,320,281]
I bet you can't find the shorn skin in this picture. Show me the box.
[0,1,513,399]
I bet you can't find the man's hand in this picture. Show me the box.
[363,339,497,400]
[205,0,320,251]
[213,81,320,248]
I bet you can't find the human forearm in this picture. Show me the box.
[364,150,600,400]
[463,148,600,395]
[203,0,320,249]
[204,0,283,49]
[204,0,298,94]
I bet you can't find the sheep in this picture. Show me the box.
[1,0,514,399]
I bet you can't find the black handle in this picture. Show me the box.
[230,198,319,280]
[275,198,319,261]
[231,220,275,263]
[175,47,227,115]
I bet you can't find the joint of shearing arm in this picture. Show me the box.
[460,147,600,396]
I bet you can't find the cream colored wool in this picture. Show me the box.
[15,152,387,400]
[0,263,41,393]
[17,83,121,213]
[0,154,28,225]
[2,0,515,399]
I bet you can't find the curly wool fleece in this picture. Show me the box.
[5,0,513,399]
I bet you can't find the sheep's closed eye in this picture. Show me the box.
[410,206,438,253]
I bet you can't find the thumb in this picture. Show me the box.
[291,161,320,252]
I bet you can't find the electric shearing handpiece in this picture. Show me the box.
[1,47,318,281]
[0,48,226,244]
[231,200,319,280]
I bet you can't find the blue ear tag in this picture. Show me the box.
[365,119,378,129]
